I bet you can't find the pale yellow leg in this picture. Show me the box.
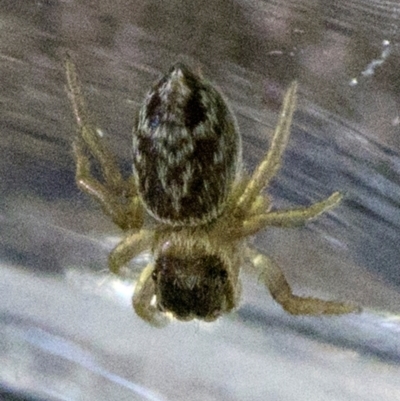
[73,139,133,226]
[66,57,143,230]
[241,192,342,237]
[236,81,298,212]
[132,263,169,327]
[246,247,360,315]
[66,56,123,187]
[108,230,152,274]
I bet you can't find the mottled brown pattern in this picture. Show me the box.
[134,63,240,225]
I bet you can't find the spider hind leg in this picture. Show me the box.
[65,57,143,231]
[236,81,298,213]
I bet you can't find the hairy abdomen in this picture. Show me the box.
[133,63,241,226]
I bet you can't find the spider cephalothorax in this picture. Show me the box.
[141,225,242,323]
[153,252,232,321]
[66,57,359,326]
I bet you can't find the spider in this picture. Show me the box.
[65,58,358,326]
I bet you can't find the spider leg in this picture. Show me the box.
[66,56,124,188]
[66,57,143,230]
[73,138,139,228]
[132,263,169,327]
[246,247,360,315]
[236,81,298,212]
[108,229,152,274]
[241,192,342,237]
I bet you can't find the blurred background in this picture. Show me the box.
[1,0,400,400]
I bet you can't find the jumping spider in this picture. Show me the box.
[65,58,358,326]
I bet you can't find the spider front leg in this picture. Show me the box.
[246,247,359,315]
[108,229,152,274]
[65,57,144,230]
[132,263,169,327]
[109,230,167,326]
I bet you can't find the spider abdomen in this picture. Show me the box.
[133,63,241,226]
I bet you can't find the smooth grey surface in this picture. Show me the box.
[1,0,400,400]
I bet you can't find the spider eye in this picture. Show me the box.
[212,266,228,282]
[151,270,157,281]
